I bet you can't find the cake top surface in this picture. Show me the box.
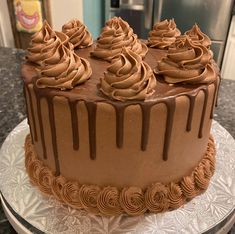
[22,45,217,103]
[22,18,219,104]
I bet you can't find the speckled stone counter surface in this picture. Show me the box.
[0,46,234,233]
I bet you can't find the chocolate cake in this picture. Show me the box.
[22,18,218,216]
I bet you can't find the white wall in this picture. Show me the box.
[50,0,83,31]
[0,0,15,47]
[221,16,235,80]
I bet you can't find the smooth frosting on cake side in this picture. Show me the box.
[22,44,219,188]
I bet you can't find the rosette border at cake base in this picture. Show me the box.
[0,119,234,233]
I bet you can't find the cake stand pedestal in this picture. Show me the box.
[0,119,234,234]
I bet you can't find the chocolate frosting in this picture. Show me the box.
[148,19,181,49]
[24,134,216,216]
[25,150,42,185]
[100,48,156,101]
[202,160,214,179]
[79,185,101,214]
[62,181,82,208]
[51,176,67,202]
[168,183,185,209]
[154,37,216,84]
[145,183,169,212]
[91,17,148,61]
[185,24,211,48]
[119,187,147,215]
[37,167,54,194]
[97,187,122,215]
[26,21,69,66]
[36,44,92,90]
[180,176,196,199]
[194,164,210,190]
[62,19,93,49]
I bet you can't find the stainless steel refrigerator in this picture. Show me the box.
[106,0,234,67]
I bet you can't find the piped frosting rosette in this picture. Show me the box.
[120,187,146,215]
[185,24,211,48]
[145,183,169,212]
[91,17,148,61]
[36,44,92,90]
[154,37,216,84]
[26,21,70,66]
[100,48,156,101]
[62,19,93,49]
[97,187,122,216]
[148,19,181,49]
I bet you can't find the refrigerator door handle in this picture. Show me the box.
[144,0,154,29]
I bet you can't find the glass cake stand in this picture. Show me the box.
[0,119,234,234]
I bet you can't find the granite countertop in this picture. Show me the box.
[0,47,234,233]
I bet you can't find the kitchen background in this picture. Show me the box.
[0,0,235,79]
[0,0,235,233]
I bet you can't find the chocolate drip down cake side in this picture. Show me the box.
[21,18,219,216]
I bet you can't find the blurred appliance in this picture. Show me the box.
[106,0,234,67]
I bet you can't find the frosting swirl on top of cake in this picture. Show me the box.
[36,44,92,90]
[147,19,181,49]
[154,37,216,84]
[185,24,211,48]
[62,19,93,49]
[100,48,156,101]
[26,21,69,66]
[91,17,148,61]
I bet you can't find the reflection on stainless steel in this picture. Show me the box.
[111,0,144,11]
[144,0,153,29]
[108,0,147,38]
[155,0,233,41]
[106,0,234,67]
[152,0,234,66]
[210,41,225,68]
